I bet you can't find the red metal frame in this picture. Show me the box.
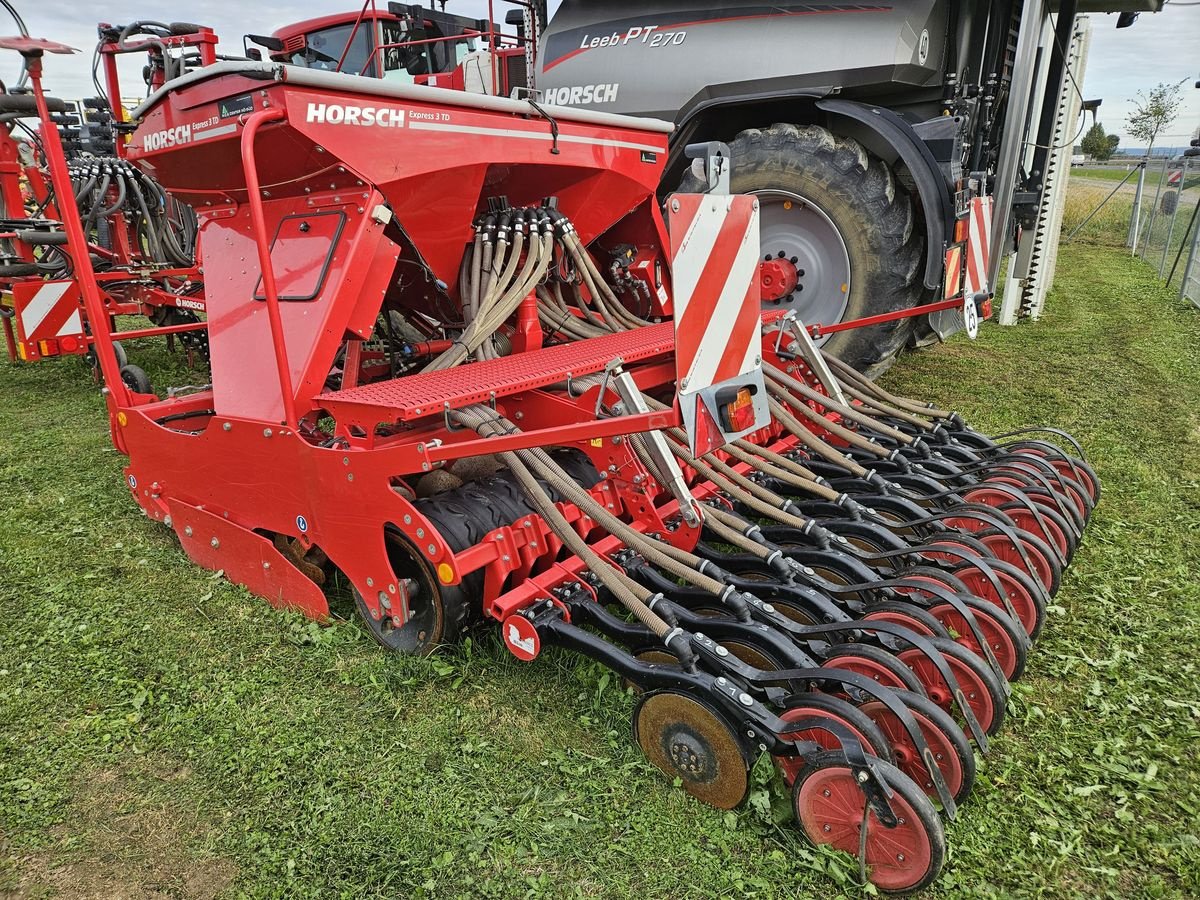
[7,41,974,642]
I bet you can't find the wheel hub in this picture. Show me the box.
[667,731,712,779]
[759,256,799,302]
[754,190,852,342]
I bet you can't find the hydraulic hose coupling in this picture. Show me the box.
[645,593,678,628]
[663,627,697,670]
[717,585,751,621]
[910,436,934,459]
[765,550,791,579]
[804,519,833,550]
[838,494,866,520]
[868,471,893,494]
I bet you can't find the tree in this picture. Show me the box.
[1080,122,1119,161]
[1126,80,1186,157]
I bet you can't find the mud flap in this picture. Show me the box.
[167,498,329,619]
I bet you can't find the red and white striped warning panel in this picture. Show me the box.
[965,195,993,299]
[12,279,86,359]
[667,193,770,457]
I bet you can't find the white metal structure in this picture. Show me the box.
[998,12,1094,323]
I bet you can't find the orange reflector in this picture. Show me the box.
[721,387,757,433]
[943,246,964,299]
[437,563,454,584]
[954,217,969,244]
[117,411,128,427]
[38,338,58,356]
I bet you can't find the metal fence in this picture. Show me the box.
[1064,158,1200,309]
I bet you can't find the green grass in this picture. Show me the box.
[1072,166,1200,192]
[2,243,1199,898]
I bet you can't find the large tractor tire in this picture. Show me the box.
[680,123,925,376]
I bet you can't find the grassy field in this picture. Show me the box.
[1072,165,1200,191]
[1,243,1198,899]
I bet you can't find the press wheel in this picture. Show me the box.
[793,751,945,894]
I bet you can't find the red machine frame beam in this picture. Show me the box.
[239,107,297,429]
[18,44,131,407]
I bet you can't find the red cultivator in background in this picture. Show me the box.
[2,34,1099,895]
[0,21,208,377]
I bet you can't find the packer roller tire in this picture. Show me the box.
[793,751,945,895]
[119,363,152,395]
[679,123,924,376]
[353,530,472,655]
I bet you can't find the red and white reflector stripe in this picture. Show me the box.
[965,196,993,298]
[14,279,84,344]
[668,193,761,393]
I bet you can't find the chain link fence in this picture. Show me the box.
[1064,158,1200,309]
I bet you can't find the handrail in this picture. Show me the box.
[239,106,298,430]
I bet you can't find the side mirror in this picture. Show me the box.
[246,33,284,52]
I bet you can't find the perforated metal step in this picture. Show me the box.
[317,322,673,425]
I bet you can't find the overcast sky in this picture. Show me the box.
[7,1,1198,148]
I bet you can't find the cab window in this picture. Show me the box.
[293,22,377,77]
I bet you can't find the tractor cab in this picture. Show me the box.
[251,2,529,95]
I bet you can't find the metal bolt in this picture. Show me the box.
[367,578,374,587]
[222,422,232,432]
[716,677,727,685]
[184,526,193,537]
[262,561,270,570]
[416,528,425,538]
[737,692,753,707]
[263,428,273,438]
[858,771,869,783]
[210,537,220,549]
[715,645,729,657]
[427,544,436,556]
[347,473,354,481]
[164,516,172,527]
